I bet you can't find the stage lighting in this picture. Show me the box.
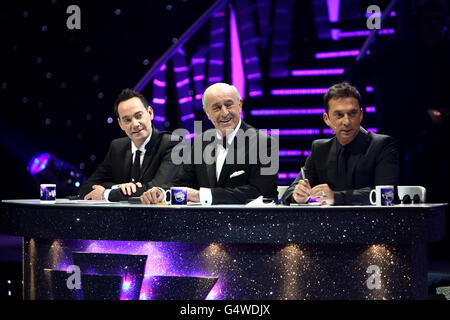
[27,152,86,197]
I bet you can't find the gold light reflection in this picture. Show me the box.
[360,244,398,300]
[276,244,310,300]
[48,240,66,269]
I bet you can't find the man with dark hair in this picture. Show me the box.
[79,88,181,201]
[281,82,400,205]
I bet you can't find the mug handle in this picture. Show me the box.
[165,189,171,204]
[369,189,376,205]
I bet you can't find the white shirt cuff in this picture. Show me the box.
[199,187,212,205]
[103,189,112,202]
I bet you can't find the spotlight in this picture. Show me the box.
[27,152,87,197]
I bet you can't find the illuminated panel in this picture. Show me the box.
[235,0,263,94]
[269,0,294,78]
[327,0,340,23]
[191,46,208,111]
[262,129,321,136]
[151,64,167,130]
[230,4,245,100]
[173,49,194,132]
[315,50,360,59]
[331,28,395,40]
[250,108,325,116]
[271,88,328,95]
[291,68,344,76]
[207,11,226,86]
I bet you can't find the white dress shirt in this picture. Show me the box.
[103,133,152,201]
[199,120,241,205]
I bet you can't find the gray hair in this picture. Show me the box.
[202,83,242,109]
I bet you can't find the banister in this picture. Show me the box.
[134,0,230,92]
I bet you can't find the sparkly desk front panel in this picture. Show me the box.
[0,200,447,299]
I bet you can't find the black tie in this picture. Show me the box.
[337,146,349,190]
[131,150,141,183]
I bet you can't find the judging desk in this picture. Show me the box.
[0,199,447,300]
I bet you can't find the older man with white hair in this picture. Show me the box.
[141,82,278,204]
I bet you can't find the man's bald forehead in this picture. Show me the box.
[202,83,241,108]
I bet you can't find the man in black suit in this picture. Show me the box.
[281,82,400,205]
[79,89,180,201]
[140,82,278,204]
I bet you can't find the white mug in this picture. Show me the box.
[40,184,56,203]
[370,185,394,206]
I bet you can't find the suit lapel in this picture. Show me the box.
[204,135,217,187]
[217,122,249,186]
[139,127,162,181]
[124,146,132,181]
[326,139,338,190]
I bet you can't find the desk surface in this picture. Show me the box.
[0,199,447,244]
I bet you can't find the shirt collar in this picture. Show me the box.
[336,126,366,154]
[131,131,152,155]
[216,119,242,145]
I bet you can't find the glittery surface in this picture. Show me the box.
[0,200,447,300]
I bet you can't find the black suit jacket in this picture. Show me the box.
[281,127,400,205]
[166,121,278,204]
[79,127,181,200]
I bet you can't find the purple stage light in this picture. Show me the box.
[271,88,327,95]
[208,76,223,82]
[152,98,166,104]
[264,129,321,136]
[303,150,311,157]
[181,113,195,121]
[278,172,300,179]
[178,96,193,104]
[153,116,166,122]
[195,94,203,100]
[192,58,206,64]
[211,28,225,35]
[367,128,378,133]
[327,0,340,23]
[279,150,302,156]
[249,90,263,97]
[365,11,396,18]
[185,133,197,139]
[193,75,205,81]
[153,79,166,87]
[209,59,224,65]
[245,56,259,64]
[176,78,190,88]
[28,153,51,175]
[315,50,359,59]
[365,106,376,113]
[323,128,334,135]
[250,108,325,116]
[247,73,262,79]
[291,68,344,76]
[332,29,395,40]
[211,42,225,48]
[230,5,245,100]
[366,86,373,92]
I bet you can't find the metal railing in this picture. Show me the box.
[134,0,229,92]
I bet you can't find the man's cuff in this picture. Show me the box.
[199,187,212,205]
[333,191,345,205]
[103,189,112,202]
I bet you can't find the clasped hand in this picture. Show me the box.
[292,179,335,205]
